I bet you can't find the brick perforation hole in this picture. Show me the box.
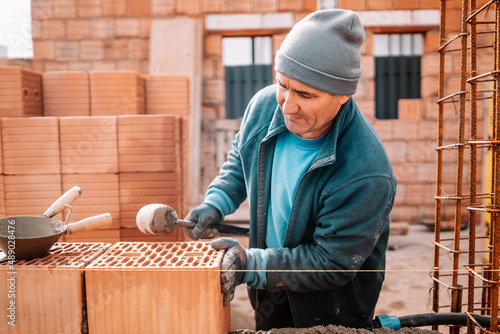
[87,241,223,269]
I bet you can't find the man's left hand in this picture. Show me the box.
[210,238,247,306]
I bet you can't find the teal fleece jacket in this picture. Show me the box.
[207,85,396,328]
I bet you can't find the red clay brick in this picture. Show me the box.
[67,19,92,39]
[407,140,436,163]
[254,0,278,12]
[151,0,175,15]
[4,174,62,215]
[279,0,302,11]
[393,120,419,140]
[176,0,201,14]
[202,0,225,13]
[44,61,71,71]
[91,18,114,39]
[304,0,317,11]
[59,116,118,173]
[117,60,145,73]
[0,243,109,333]
[139,17,152,38]
[31,20,43,40]
[205,35,222,58]
[62,173,120,228]
[128,39,149,60]
[339,0,365,10]
[424,30,440,54]
[398,99,422,120]
[85,242,229,333]
[366,0,392,10]
[417,162,437,183]
[205,79,225,101]
[419,0,440,9]
[384,141,406,163]
[81,40,105,60]
[55,41,79,61]
[31,0,53,19]
[78,0,102,17]
[102,0,127,16]
[92,60,118,71]
[115,18,140,38]
[418,119,438,140]
[421,76,439,98]
[226,0,252,12]
[54,0,78,18]
[127,0,150,16]
[43,19,66,39]
[392,162,417,184]
[394,0,418,9]
[104,40,128,59]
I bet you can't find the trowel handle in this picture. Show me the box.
[177,220,249,236]
[66,213,112,235]
[43,186,82,218]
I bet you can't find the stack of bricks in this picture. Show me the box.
[0,242,110,334]
[59,116,121,242]
[0,66,190,241]
[89,71,145,116]
[117,114,187,241]
[85,241,229,333]
[146,75,189,116]
[42,71,90,116]
[0,66,43,117]
[1,117,61,217]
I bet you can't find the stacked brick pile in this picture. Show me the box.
[0,66,190,243]
[0,242,110,334]
[0,67,43,117]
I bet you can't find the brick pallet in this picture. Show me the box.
[0,243,110,334]
[0,66,43,117]
[85,241,230,334]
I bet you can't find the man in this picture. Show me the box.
[184,9,396,330]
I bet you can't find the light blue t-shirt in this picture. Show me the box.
[204,130,325,289]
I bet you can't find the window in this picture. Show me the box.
[223,36,273,119]
[374,34,422,119]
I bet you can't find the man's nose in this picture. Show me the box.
[281,93,298,114]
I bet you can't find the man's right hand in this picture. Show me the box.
[183,203,222,240]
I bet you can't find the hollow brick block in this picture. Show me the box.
[119,172,183,232]
[254,0,278,12]
[115,18,140,38]
[117,114,180,172]
[0,66,43,117]
[85,242,230,334]
[43,71,90,116]
[89,71,145,116]
[2,117,60,174]
[0,243,110,334]
[339,0,365,11]
[62,173,120,229]
[4,174,62,216]
[202,0,225,13]
[67,20,92,39]
[42,19,66,39]
[366,0,392,10]
[59,116,118,174]
[146,75,189,115]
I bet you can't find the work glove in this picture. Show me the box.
[211,237,247,306]
[183,203,222,240]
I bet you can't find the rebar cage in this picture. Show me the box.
[433,0,500,333]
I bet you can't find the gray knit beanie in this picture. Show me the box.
[275,9,365,95]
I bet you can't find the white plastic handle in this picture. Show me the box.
[66,213,112,235]
[43,186,82,218]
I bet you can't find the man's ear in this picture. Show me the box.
[339,95,350,105]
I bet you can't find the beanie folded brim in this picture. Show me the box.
[275,51,361,96]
